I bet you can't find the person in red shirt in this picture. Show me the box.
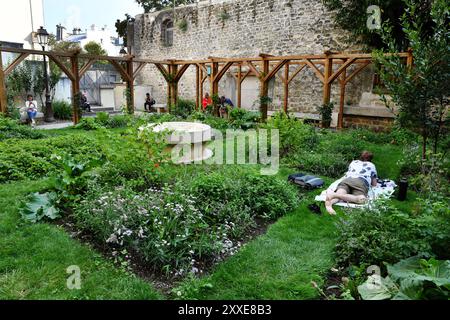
[202,93,212,110]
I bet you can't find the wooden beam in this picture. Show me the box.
[133,62,146,80]
[48,54,75,81]
[174,63,191,82]
[126,59,135,114]
[4,53,30,76]
[305,59,325,83]
[283,63,289,113]
[260,58,270,120]
[0,53,7,114]
[345,61,371,85]
[79,59,96,77]
[70,54,81,124]
[155,63,171,82]
[196,65,200,110]
[264,59,289,82]
[213,61,234,83]
[322,54,333,106]
[328,58,357,84]
[110,60,131,82]
[338,69,347,129]
[288,64,307,84]
[245,61,261,78]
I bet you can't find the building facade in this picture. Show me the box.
[131,0,391,127]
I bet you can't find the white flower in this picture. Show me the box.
[106,234,118,244]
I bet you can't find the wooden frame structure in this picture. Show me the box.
[0,47,411,127]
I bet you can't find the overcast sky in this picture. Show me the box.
[43,0,143,35]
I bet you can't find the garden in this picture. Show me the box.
[0,0,449,301]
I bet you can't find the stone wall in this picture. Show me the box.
[132,0,374,118]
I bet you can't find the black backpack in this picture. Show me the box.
[288,173,324,190]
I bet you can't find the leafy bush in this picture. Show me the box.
[0,134,104,183]
[189,167,300,221]
[106,115,130,128]
[73,166,299,275]
[0,115,45,141]
[172,99,196,119]
[357,257,450,300]
[335,200,450,267]
[19,192,60,223]
[96,112,110,126]
[52,100,73,120]
[74,117,105,130]
[229,108,261,130]
[262,112,318,157]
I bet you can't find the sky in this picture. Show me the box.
[43,0,143,35]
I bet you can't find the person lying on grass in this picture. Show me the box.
[325,151,378,215]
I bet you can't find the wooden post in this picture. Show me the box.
[283,63,289,113]
[210,61,219,97]
[406,48,413,69]
[0,52,7,114]
[199,67,204,110]
[323,52,333,106]
[195,64,200,110]
[338,68,347,129]
[237,64,242,108]
[260,58,270,120]
[126,57,135,114]
[70,54,81,124]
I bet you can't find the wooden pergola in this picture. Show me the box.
[0,47,412,127]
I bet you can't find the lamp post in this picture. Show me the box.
[36,26,54,122]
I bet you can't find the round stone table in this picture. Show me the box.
[152,122,213,164]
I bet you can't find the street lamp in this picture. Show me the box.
[36,26,54,122]
[119,47,127,56]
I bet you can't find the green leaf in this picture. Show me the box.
[19,192,60,223]
[357,275,397,300]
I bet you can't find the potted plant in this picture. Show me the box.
[318,102,334,128]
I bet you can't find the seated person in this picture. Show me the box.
[25,94,38,128]
[80,92,91,112]
[325,151,378,215]
[202,93,212,111]
[219,96,234,118]
[144,93,156,112]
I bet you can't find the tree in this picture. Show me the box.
[135,0,196,13]
[374,0,449,158]
[115,14,134,47]
[322,0,434,50]
[83,41,107,56]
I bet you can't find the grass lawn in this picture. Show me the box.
[0,127,412,300]
[0,180,162,300]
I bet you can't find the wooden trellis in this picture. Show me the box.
[0,47,411,127]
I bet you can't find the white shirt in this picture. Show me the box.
[25,101,38,111]
[345,160,378,187]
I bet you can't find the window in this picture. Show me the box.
[162,19,174,47]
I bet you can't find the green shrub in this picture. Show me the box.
[72,166,300,275]
[52,100,73,120]
[106,115,130,128]
[74,117,104,130]
[74,186,229,275]
[190,167,300,221]
[262,112,319,157]
[229,108,261,130]
[96,112,110,126]
[335,200,450,267]
[172,99,196,119]
[0,115,45,141]
[0,134,104,183]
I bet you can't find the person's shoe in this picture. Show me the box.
[308,203,322,215]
